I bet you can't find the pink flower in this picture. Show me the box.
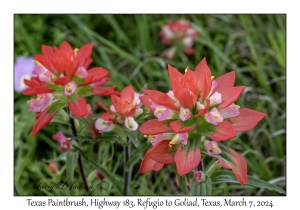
[27,93,53,112]
[159,20,199,57]
[52,131,72,152]
[64,81,77,97]
[205,141,222,156]
[205,108,224,125]
[194,171,203,185]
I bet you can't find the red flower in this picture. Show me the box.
[111,85,137,118]
[138,58,266,178]
[23,41,118,136]
[93,85,144,135]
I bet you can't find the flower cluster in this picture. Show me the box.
[23,41,118,136]
[138,58,266,185]
[92,85,144,135]
[159,20,199,59]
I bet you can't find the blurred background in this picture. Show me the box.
[14,14,286,196]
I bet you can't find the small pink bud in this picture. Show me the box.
[59,139,71,152]
[48,163,57,174]
[205,108,224,125]
[209,92,222,105]
[220,103,240,119]
[194,171,203,185]
[53,131,72,152]
[187,184,191,192]
[169,133,188,146]
[205,141,222,156]
[152,105,175,121]
[53,131,67,142]
[96,170,105,180]
[209,80,218,94]
[179,107,191,121]
[76,66,88,78]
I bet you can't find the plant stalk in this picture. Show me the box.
[69,116,89,196]
[123,137,130,196]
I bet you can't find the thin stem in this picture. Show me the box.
[123,137,130,196]
[69,116,89,196]
[205,161,221,177]
[197,160,204,173]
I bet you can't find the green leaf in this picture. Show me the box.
[76,86,92,97]
[192,181,201,195]
[73,145,123,195]
[191,175,212,196]
[126,131,139,148]
[48,84,63,92]
[200,181,207,195]
[112,125,128,145]
[51,109,69,125]
[195,119,216,135]
[66,151,79,183]
[48,100,66,114]
[213,143,237,170]
[75,132,119,143]
[76,117,94,132]
[125,142,148,171]
[205,177,212,195]
[211,170,286,194]
[178,175,189,195]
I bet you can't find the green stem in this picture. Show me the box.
[113,125,127,145]
[205,161,221,177]
[123,137,130,195]
[69,116,89,196]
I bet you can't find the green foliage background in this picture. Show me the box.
[14,14,286,196]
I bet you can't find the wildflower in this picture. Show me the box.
[22,41,118,136]
[159,20,199,59]
[14,56,35,92]
[138,58,266,184]
[94,85,143,134]
[52,130,72,152]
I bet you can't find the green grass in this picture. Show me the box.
[14,14,286,196]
